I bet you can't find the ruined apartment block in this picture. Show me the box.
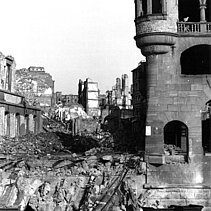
[0,52,42,137]
[78,78,100,117]
[107,74,132,109]
[133,0,211,208]
[16,66,55,113]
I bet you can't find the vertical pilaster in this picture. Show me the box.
[0,107,5,136]
[10,113,16,137]
[20,115,26,135]
[29,114,34,133]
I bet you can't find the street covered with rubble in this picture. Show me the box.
[0,116,147,211]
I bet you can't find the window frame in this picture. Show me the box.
[135,0,167,21]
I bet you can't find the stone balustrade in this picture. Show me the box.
[177,22,211,33]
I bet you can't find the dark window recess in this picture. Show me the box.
[181,45,211,75]
[164,120,188,154]
[202,101,211,153]
[152,0,162,14]
[142,0,147,15]
[178,0,199,22]
[206,1,211,22]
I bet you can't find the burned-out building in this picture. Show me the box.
[133,0,211,208]
[78,78,100,117]
[0,52,42,137]
[16,66,55,112]
[107,74,132,109]
[55,92,78,107]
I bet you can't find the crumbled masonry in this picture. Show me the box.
[0,118,146,211]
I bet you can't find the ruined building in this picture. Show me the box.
[78,78,100,117]
[55,91,78,106]
[0,52,42,137]
[16,66,55,112]
[106,74,132,109]
[133,0,211,208]
[131,61,146,150]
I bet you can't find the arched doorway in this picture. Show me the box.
[164,120,188,154]
[181,45,211,75]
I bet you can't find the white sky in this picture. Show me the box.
[0,0,144,94]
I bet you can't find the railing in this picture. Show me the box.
[177,22,211,33]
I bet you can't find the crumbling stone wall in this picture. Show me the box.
[0,153,146,211]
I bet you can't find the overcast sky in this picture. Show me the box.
[0,0,144,94]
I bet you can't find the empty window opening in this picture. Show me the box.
[178,0,199,22]
[164,120,188,155]
[4,111,10,136]
[135,0,165,18]
[206,1,211,22]
[202,101,211,153]
[25,114,29,133]
[152,0,162,14]
[33,115,38,134]
[181,45,211,75]
[15,113,20,136]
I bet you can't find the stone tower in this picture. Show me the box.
[133,0,211,207]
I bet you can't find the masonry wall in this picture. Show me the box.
[134,0,211,208]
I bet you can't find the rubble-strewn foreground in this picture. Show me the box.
[0,119,146,211]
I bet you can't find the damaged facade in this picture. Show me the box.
[16,66,55,112]
[55,91,78,106]
[0,53,42,137]
[133,0,211,208]
[106,74,132,109]
[78,78,100,117]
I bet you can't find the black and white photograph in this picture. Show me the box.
[0,0,210,210]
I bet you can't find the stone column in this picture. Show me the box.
[10,113,16,138]
[199,0,207,22]
[0,107,5,136]
[136,0,143,17]
[29,114,34,133]
[20,115,26,136]
[147,0,152,14]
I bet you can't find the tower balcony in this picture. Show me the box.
[177,21,211,34]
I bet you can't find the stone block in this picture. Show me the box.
[180,105,192,111]
[167,105,179,112]
[173,97,185,105]
[158,104,168,112]
[148,154,165,165]
[169,91,178,97]
[194,190,211,199]
[161,98,174,105]
[191,84,203,91]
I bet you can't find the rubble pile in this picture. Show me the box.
[0,133,63,157]
[0,146,146,211]
[0,115,147,211]
[43,117,68,133]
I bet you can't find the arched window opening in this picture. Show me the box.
[164,121,188,155]
[202,100,211,153]
[178,0,199,22]
[25,114,29,134]
[4,111,10,136]
[181,45,211,75]
[15,113,20,136]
